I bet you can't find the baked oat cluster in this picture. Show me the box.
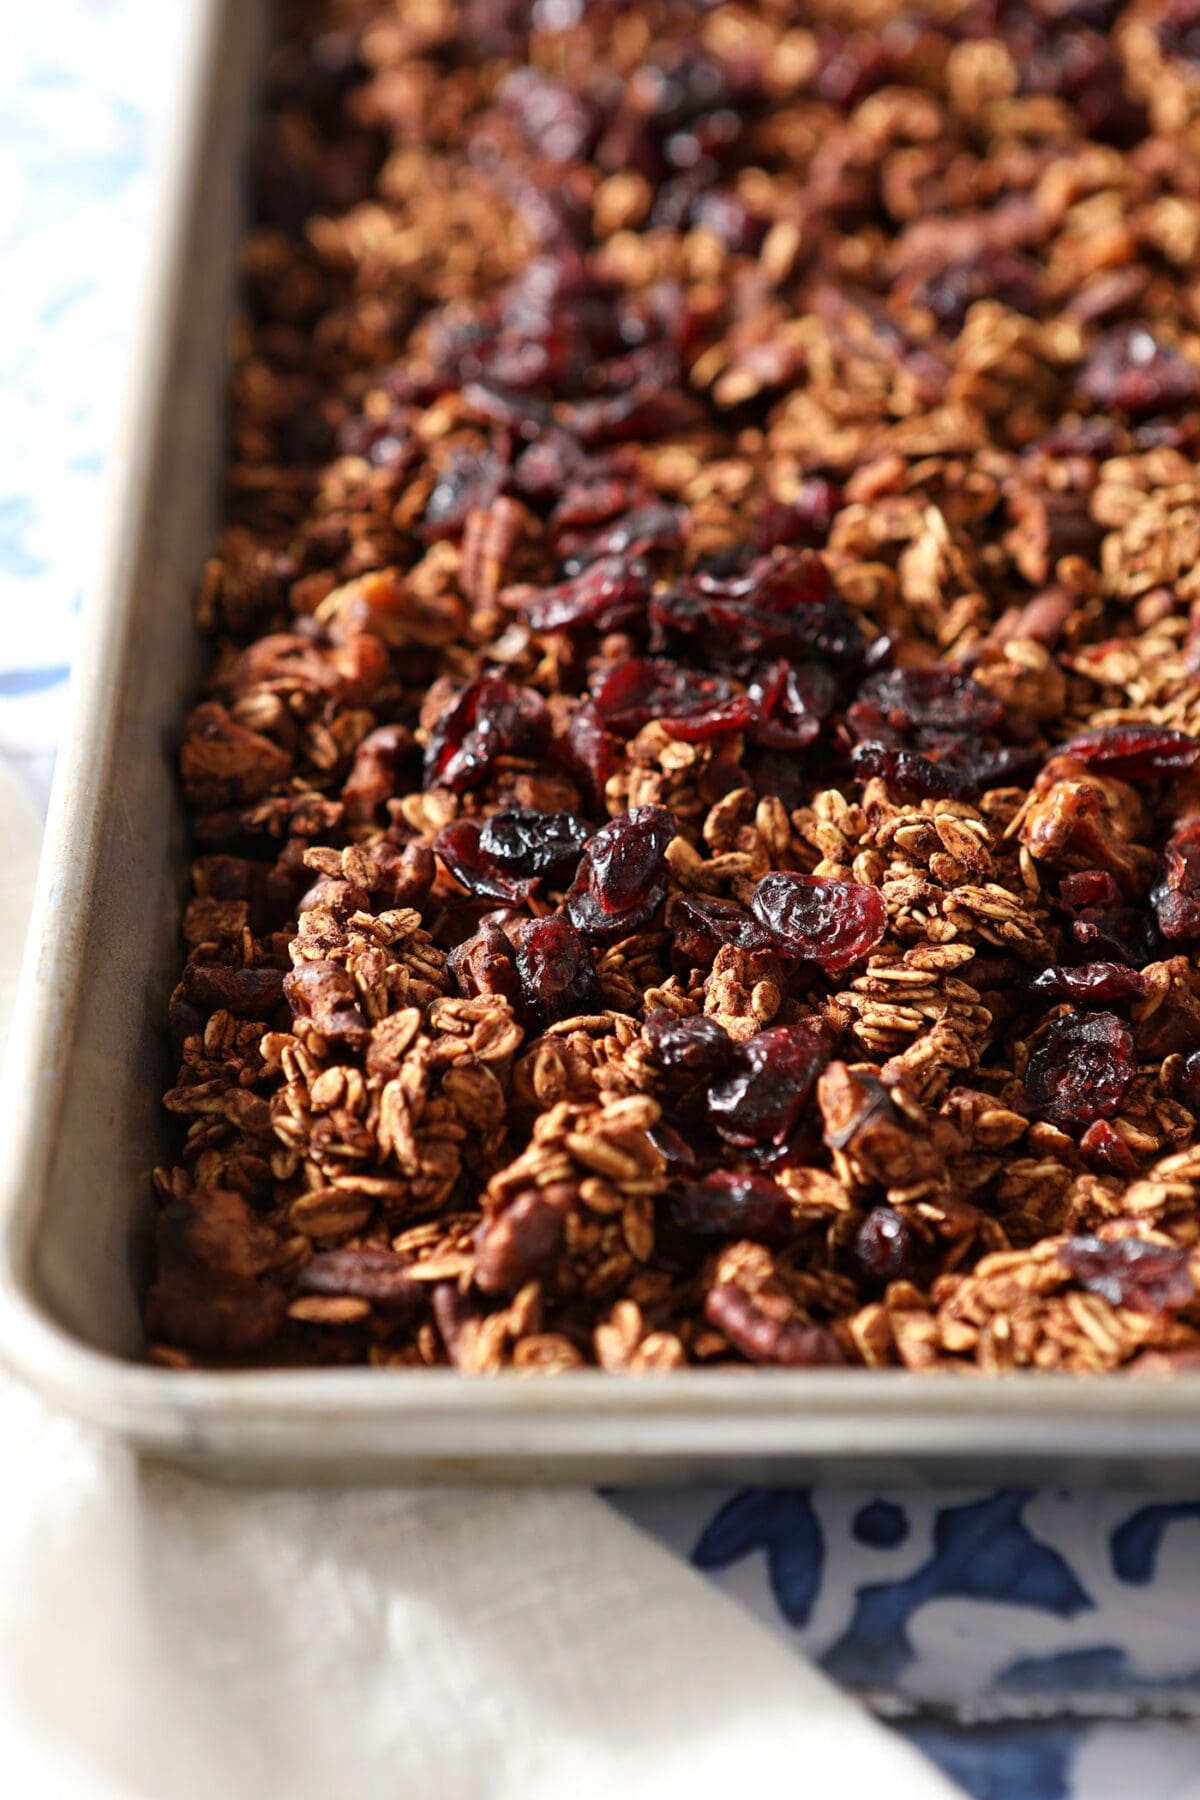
[147,0,1200,1373]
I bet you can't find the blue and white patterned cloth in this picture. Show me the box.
[6,7,1200,1796]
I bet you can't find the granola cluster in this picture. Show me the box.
[147,0,1200,1374]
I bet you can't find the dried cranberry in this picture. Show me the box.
[591,658,753,740]
[1153,821,1200,941]
[515,915,600,1028]
[751,871,887,973]
[421,449,503,541]
[749,661,837,750]
[1078,326,1200,417]
[850,742,966,800]
[499,67,600,164]
[913,250,1043,335]
[664,1171,794,1246]
[1078,1119,1138,1177]
[558,700,610,812]
[525,554,653,634]
[1179,1049,1200,1114]
[1024,1011,1135,1127]
[651,549,866,673]
[671,893,774,960]
[644,1009,738,1076]
[1057,724,1200,779]
[434,818,535,904]
[848,665,1005,749]
[560,502,686,569]
[690,188,765,252]
[1072,907,1158,968]
[1159,0,1200,63]
[1030,962,1146,1004]
[754,481,845,551]
[565,805,675,940]
[706,1023,829,1149]
[424,673,550,794]
[1060,869,1123,910]
[854,1206,919,1284]
[1060,1235,1194,1315]
[478,807,591,884]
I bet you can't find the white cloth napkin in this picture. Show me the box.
[0,769,957,1798]
[0,1394,961,1800]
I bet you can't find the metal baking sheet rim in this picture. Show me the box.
[0,0,1197,1483]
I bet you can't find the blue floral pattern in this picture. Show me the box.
[10,7,1200,1797]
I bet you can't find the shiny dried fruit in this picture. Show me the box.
[848,665,1005,749]
[1057,725,1200,780]
[644,1009,737,1076]
[1078,325,1200,416]
[515,915,600,1027]
[1029,962,1146,1004]
[1153,822,1200,941]
[854,1206,919,1283]
[591,657,754,740]
[435,818,537,903]
[424,672,550,793]
[479,806,591,882]
[751,872,887,973]
[524,553,654,635]
[1060,1235,1195,1315]
[665,1171,794,1245]
[565,805,675,940]
[1024,1011,1135,1127]
[706,1024,828,1149]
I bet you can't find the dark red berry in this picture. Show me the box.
[435,818,537,904]
[913,250,1043,335]
[854,1206,919,1284]
[850,742,966,800]
[706,1023,828,1149]
[421,449,503,541]
[644,1009,737,1076]
[751,871,887,973]
[1180,1049,1200,1114]
[1024,1011,1135,1127]
[749,660,837,750]
[424,673,550,794]
[524,554,654,635]
[1078,325,1200,417]
[848,664,1004,748]
[671,893,774,959]
[1078,1119,1138,1176]
[558,700,610,812]
[479,806,591,883]
[591,658,753,741]
[565,805,675,940]
[665,1171,794,1245]
[1153,821,1200,941]
[754,480,845,551]
[1030,962,1146,1004]
[1072,907,1158,968]
[1060,869,1123,910]
[1060,1234,1194,1315]
[515,915,600,1028]
[1058,724,1200,779]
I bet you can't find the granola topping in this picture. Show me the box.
[147,0,1200,1374]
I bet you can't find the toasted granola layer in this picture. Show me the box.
[148,0,1200,1373]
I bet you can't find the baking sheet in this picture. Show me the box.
[1,0,1199,1481]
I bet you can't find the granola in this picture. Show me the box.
[147,0,1200,1374]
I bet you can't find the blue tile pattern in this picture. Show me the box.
[9,7,1200,1795]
